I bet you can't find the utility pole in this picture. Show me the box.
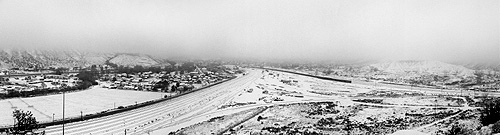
[123,120,127,135]
[434,99,437,115]
[62,92,65,135]
[461,88,463,97]
[473,89,476,98]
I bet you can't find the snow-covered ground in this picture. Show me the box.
[152,69,362,134]
[381,97,461,106]
[11,68,474,134]
[0,86,166,126]
[160,68,477,135]
[224,69,364,107]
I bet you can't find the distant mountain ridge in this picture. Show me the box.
[0,49,170,70]
[460,62,500,71]
[368,60,475,77]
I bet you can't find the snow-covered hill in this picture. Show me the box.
[108,54,160,67]
[369,60,475,77]
[0,49,170,69]
[462,62,500,71]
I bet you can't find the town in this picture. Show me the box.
[0,63,240,99]
[98,68,233,92]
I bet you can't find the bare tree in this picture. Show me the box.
[475,71,484,85]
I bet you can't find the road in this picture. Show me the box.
[41,69,261,135]
[411,96,473,131]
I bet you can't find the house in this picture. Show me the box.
[123,85,135,90]
[0,88,7,94]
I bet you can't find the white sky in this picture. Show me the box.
[0,0,498,64]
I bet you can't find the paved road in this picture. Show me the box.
[41,70,261,135]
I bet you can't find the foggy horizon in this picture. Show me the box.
[0,0,498,64]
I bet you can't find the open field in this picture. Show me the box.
[223,69,338,107]
[232,103,460,135]
[0,86,167,126]
[170,101,462,135]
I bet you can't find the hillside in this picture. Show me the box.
[369,60,475,77]
[0,49,170,70]
[108,54,161,67]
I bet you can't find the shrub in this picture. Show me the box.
[478,126,493,135]
[257,116,263,121]
[492,120,500,133]
[480,98,500,125]
[446,123,473,135]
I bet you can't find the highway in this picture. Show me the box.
[41,69,261,135]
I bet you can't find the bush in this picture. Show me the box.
[446,123,473,135]
[478,126,493,135]
[257,116,263,121]
[480,98,500,125]
[492,120,500,133]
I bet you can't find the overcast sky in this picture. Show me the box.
[0,0,498,64]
